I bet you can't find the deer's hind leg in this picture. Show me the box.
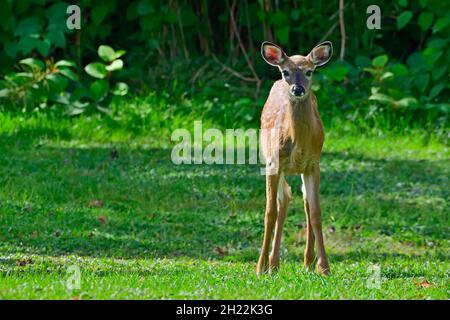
[301,175,316,270]
[269,172,292,272]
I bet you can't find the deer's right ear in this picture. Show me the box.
[261,42,286,66]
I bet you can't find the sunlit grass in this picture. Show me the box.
[0,110,448,299]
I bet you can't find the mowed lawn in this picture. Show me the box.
[0,114,448,299]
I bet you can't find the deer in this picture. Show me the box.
[257,41,333,276]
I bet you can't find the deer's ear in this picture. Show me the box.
[308,41,333,67]
[261,41,286,66]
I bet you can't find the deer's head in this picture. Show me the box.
[261,41,333,101]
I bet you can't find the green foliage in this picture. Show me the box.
[0,57,78,109]
[0,44,128,115]
[84,45,129,108]
[0,0,448,132]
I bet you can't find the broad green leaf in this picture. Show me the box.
[391,63,408,76]
[59,68,79,81]
[55,94,73,106]
[105,59,123,71]
[423,46,442,66]
[407,52,427,71]
[35,38,51,56]
[397,11,413,30]
[6,72,33,83]
[55,60,76,68]
[322,63,349,81]
[70,86,88,102]
[84,62,107,79]
[113,50,126,59]
[427,39,446,49]
[112,82,128,96]
[47,31,66,48]
[46,74,68,92]
[380,72,394,80]
[429,83,445,99]
[369,92,394,104]
[355,55,372,68]
[19,58,45,71]
[432,64,447,80]
[89,79,109,101]
[65,102,89,116]
[15,16,42,36]
[398,0,408,7]
[395,97,417,108]
[98,45,115,62]
[0,89,10,98]
[92,5,109,25]
[433,17,449,33]
[46,2,68,29]
[372,55,388,67]
[418,12,434,31]
[18,36,40,55]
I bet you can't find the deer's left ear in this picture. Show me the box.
[261,41,287,66]
[308,41,333,67]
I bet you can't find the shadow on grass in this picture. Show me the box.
[0,132,448,263]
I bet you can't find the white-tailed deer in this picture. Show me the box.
[257,41,333,275]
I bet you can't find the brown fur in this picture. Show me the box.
[257,42,332,275]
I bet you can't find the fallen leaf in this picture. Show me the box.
[97,216,108,225]
[414,278,434,288]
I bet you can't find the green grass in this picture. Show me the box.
[0,111,448,299]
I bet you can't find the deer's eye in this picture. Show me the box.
[282,70,289,77]
[305,70,313,77]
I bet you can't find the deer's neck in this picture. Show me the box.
[286,94,317,143]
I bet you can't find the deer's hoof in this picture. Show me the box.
[269,255,280,273]
[256,256,269,276]
[304,253,315,271]
[316,263,331,276]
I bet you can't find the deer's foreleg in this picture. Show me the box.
[257,173,279,275]
[303,197,316,270]
[302,168,330,275]
[269,173,292,272]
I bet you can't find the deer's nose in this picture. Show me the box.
[291,85,305,97]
